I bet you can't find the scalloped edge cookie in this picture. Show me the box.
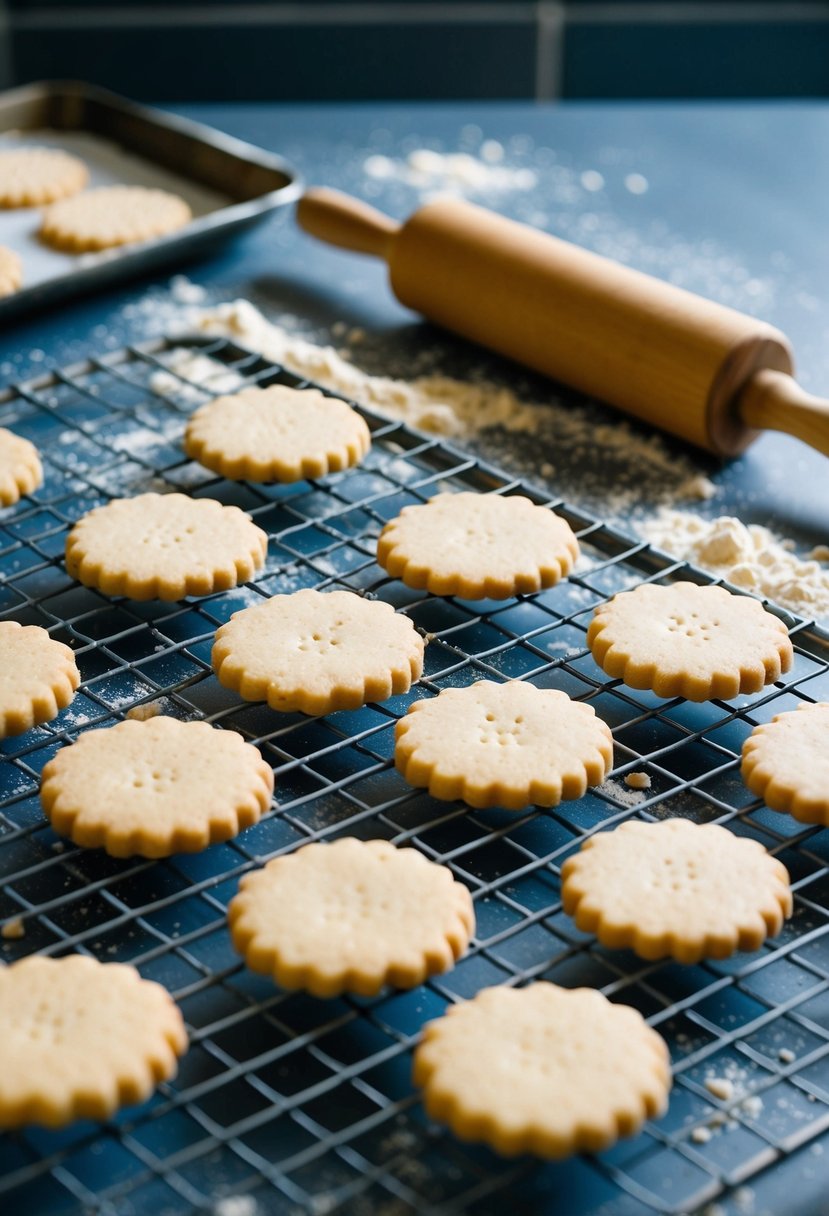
[212,588,424,715]
[741,701,829,825]
[0,426,41,504]
[41,185,191,251]
[0,955,187,1129]
[0,147,88,207]
[587,581,793,702]
[0,621,80,738]
[561,819,792,963]
[183,383,371,482]
[229,838,474,997]
[377,492,580,600]
[65,492,268,601]
[395,680,612,810]
[413,983,671,1158]
[40,716,275,857]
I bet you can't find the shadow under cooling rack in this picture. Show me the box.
[1,335,828,1216]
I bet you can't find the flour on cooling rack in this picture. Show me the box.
[640,509,829,621]
[181,298,716,514]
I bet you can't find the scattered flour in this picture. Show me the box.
[597,777,647,807]
[740,1094,763,1119]
[639,510,829,622]
[149,348,244,403]
[364,147,537,194]
[213,1199,258,1216]
[170,275,207,306]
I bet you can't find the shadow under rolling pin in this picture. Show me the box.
[296,187,829,459]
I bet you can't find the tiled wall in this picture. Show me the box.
[3,1,829,101]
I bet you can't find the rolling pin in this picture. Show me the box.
[296,187,829,458]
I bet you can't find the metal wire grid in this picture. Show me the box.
[0,335,828,1216]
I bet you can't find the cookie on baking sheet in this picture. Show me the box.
[561,819,792,963]
[0,621,80,739]
[587,581,793,702]
[0,247,22,298]
[40,716,274,857]
[395,680,612,810]
[41,185,191,251]
[413,983,670,1158]
[212,588,424,716]
[0,955,187,1129]
[65,492,267,600]
[741,701,829,826]
[376,492,579,600]
[0,147,87,207]
[229,837,474,997]
[0,426,41,505]
[183,383,371,482]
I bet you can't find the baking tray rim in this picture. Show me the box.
[0,79,303,320]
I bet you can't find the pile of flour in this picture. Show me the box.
[640,511,829,621]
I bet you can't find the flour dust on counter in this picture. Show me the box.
[364,145,538,196]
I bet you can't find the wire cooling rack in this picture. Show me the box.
[1,335,828,1216]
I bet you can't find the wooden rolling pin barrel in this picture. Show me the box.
[297,187,829,458]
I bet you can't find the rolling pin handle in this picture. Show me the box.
[739,369,829,458]
[297,187,399,260]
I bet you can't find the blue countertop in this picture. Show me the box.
[1,99,827,537]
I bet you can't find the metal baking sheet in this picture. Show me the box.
[0,334,828,1215]
[0,81,301,322]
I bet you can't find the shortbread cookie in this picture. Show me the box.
[587,581,792,702]
[229,837,474,997]
[65,492,267,600]
[0,426,41,505]
[41,186,191,251]
[0,247,22,298]
[0,621,80,738]
[213,588,424,715]
[377,492,579,599]
[40,717,274,857]
[561,819,792,963]
[0,147,87,207]
[183,383,371,482]
[395,680,612,810]
[413,983,670,1158]
[0,955,187,1129]
[741,702,829,826]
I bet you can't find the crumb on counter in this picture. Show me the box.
[1,916,25,940]
[705,1076,735,1102]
